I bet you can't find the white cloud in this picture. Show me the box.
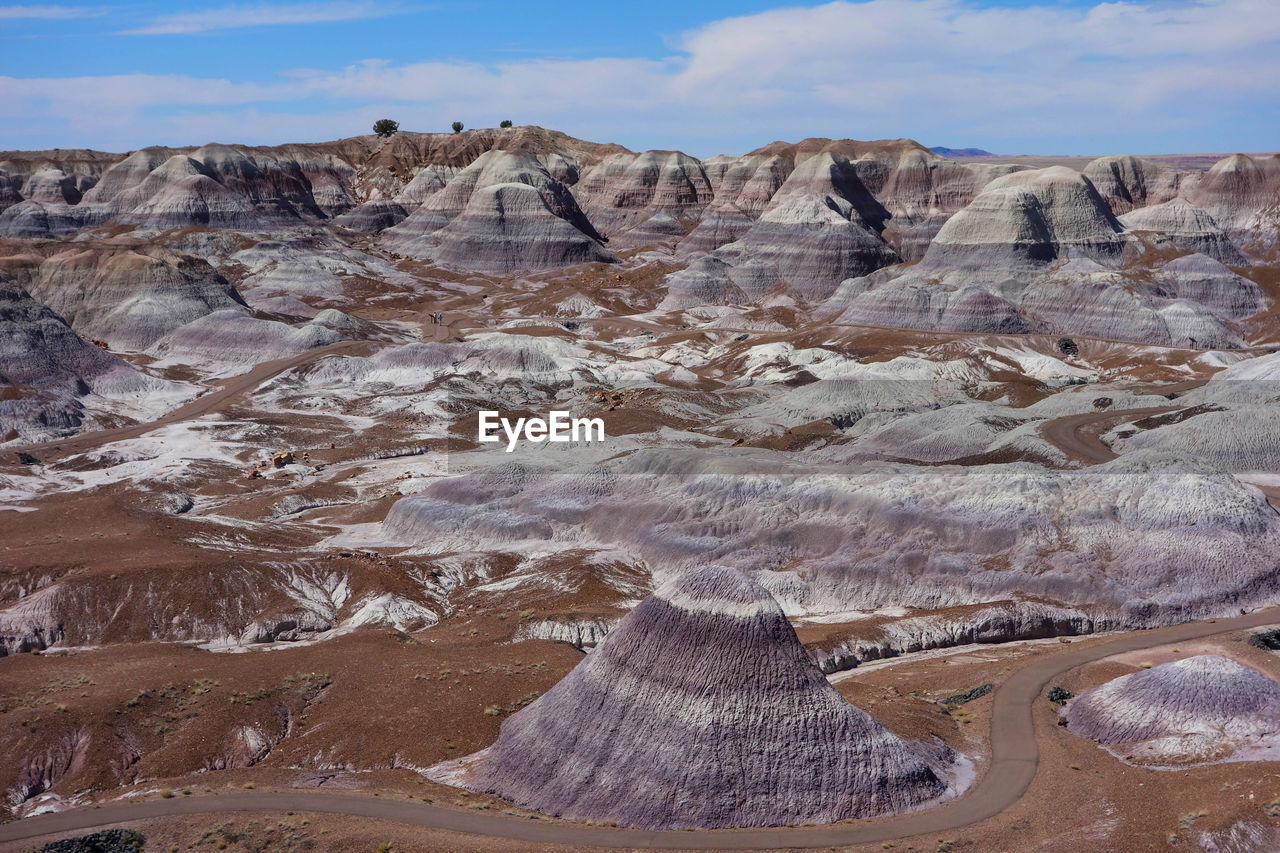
[121,1,402,35]
[2,0,1277,152]
[0,4,102,18]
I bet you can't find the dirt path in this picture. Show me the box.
[1036,381,1205,464]
[10,341,376,461]
[1038,405,1177,463]
[1035,381,1279,510]
[5,606,1278,851]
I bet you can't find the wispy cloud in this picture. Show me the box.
[3,0,1277,153]
[0,4,104,19]
[121,1,402,35]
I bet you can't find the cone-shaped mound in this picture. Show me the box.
[428,565,951,829]
[1065,655,1280,766]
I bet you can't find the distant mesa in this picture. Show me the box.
[1064,654,1280,767]
[929,146,996,158]
[427,565,958,829]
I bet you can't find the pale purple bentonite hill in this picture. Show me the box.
[428,565,953,829]
[1065,654,1280,766]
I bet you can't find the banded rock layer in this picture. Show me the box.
[383,448,1280,622]
[825,166,1265,347]
[382,150,614,271]
[429,565,951,829]
[7,245,246,350]
[0,277,152,442]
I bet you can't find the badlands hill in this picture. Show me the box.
[1065,655,1280,766]
[2,126,1280,848]
[1,127,1276,353]
[429,565,954,828]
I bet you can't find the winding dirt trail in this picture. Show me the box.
[10,341,376,460]
[1036,381,1205,464]
[1039,405,1176,463]
[4,607,1278,851]
[1034,380,1280,510]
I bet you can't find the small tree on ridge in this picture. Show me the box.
[373,119,399,137]
[451,121,464,134]
[500,119,513,128]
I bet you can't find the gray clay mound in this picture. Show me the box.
[428,565,954,829]
[1065,654,1280,766]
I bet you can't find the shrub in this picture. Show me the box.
[500,119,513,128]
[372,119,399,137]
[38,829,146,852]
[451,121,464,133]
[1249,628,1280,650]
[1047,685,1074,705]
[941,683,993,706]
[1056,336,1079,357]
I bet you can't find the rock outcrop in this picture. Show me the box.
[382,150,614,271]
[866,148,1019,260]
[429,565,952,829]
[826,165,1264,347]
[0,199,107,238]
[1065,655,1280,766]
[382,448,1280,623]
[688,152,900,303]
[1119,198,1248,265]
[659,255,759,310]
[678,153,794,256]
[13,246,246,350]
[0,277,152,442]
[79,147,178,205]
[1148,253,1263,319]
[921,166,1127,275]
[332,199,408,232]
[1187,154,1280,248]
[20,169,83,205]
[574,150,712,235]
[146,309,343,374]
[432,181,615,272]
[1082,155,1184,215]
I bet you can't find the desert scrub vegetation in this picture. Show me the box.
[1249,628,1280,650]
[483,692,542,716]
[940,683,993,706]
[37,830,145,852]
[191,819,316,852]
[433,661,547,682]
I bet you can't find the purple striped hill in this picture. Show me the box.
[428,565,954,829]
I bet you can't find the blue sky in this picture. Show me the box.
[1,0,1277,156]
